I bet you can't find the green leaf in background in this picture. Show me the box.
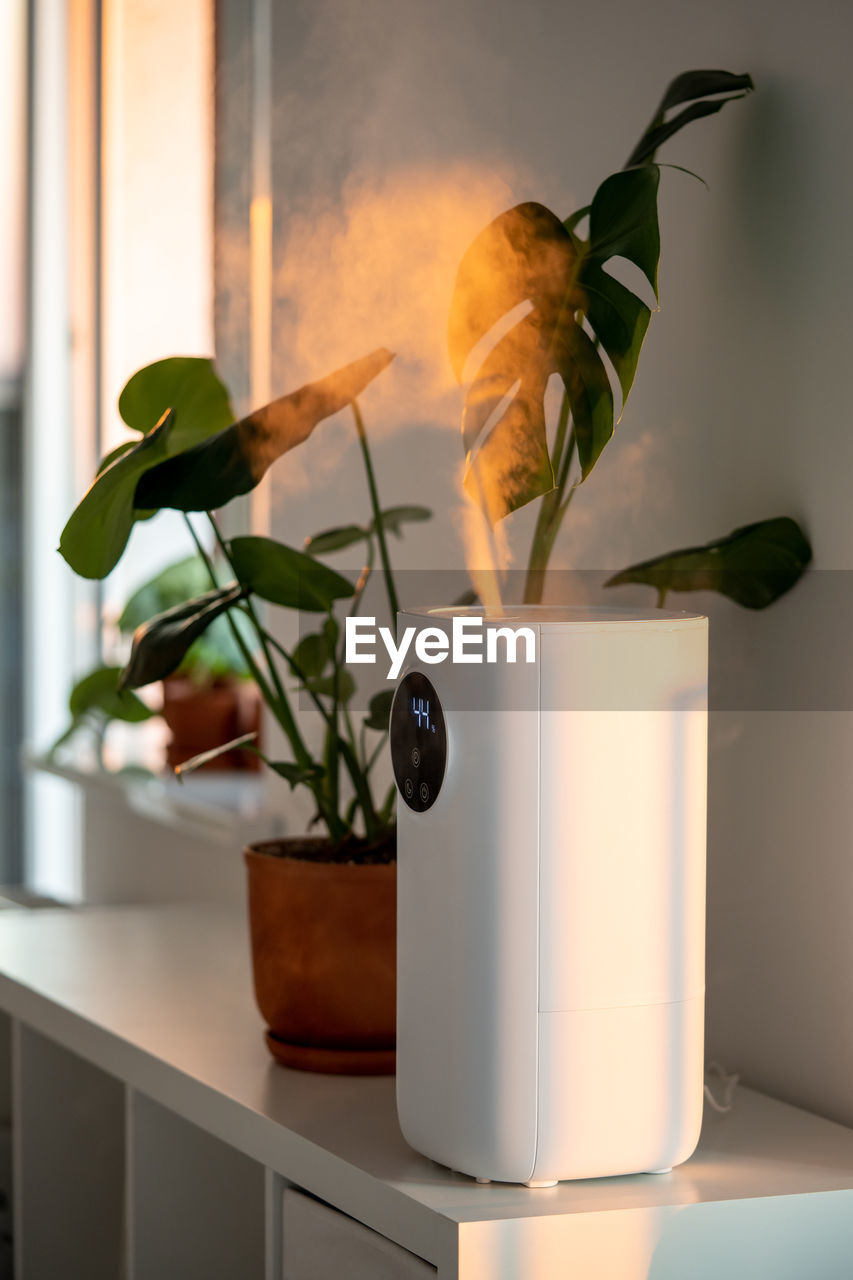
[300,670,357,703]
[58,409,179,580]
[266,760,327,790]
[118,356,235,448]
[134,348,394,513]
[305,506,432,556]
[118,553,251,681]
[228,536,355,612]
[604,517,812,609]
[625,70,754,167]
[364,689,394,733]
[117,554,216,632]
[370,505,432,537]
[119,584,246,690]
[292,630,334,678]
[305,525,369,555]
[69,666,155,723]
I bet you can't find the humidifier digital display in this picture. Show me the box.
[390,671,447,812]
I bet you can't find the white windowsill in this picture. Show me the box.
[22,748,283,850]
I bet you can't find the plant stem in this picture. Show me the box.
[524,392,575,604]
[182,516,279,719]
[351,399,400,622]
[206,516,296,736]
[184,514,341,833]
[259,626,383,838]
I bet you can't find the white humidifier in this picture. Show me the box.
[390,605,708,1185]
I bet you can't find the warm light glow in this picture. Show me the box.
[273,163,517,438]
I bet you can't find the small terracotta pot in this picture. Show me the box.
[244,837,396,1075]
[161,675,261,770]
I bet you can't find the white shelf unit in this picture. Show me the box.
[0,906,851,1278]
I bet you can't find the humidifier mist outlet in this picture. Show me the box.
[391,606,708,1186]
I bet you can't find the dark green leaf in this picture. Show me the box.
[118,356,235,448]
[69,666,155,723]
[564,205,591,238]
[134,349,394,512]
[59,409,179,579]
[364,689,393,732]
[304,525,368,555]
[587,167,661,301]
[292,631,334,678]
[175,732,257,778]
[580,262,651,408]
[626,70,754,167]
[119,553,252,680]
[604,517,812,609]
[229,536,355,612]
[300,670,356,702]
[96,441,136,475]
[118,554,215,631]
[659,69,755,112]
[266,760,326,790]
[120,584,245,690]
[370,506,432,537]
[557,323,615,479]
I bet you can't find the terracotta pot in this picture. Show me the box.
[244,837,396,1075]
[161,675,261,770]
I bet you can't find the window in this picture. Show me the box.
[24,0,216,898]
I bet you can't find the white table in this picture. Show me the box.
[0,906,851,1278]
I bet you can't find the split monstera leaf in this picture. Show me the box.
[449,69,812,609]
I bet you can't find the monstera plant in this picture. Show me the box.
[450,69,812,607]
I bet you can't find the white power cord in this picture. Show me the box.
[703,1060,740,1114]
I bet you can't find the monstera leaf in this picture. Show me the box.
[59,349,394,580]
[450,70,753,524]
[605,517,812,609]
[135,348,394,512]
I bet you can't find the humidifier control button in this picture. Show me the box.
[390,671,447,812]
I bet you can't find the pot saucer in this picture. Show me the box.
[265,1031,396,1076]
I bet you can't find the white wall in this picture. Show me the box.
[232,0,853,1124]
